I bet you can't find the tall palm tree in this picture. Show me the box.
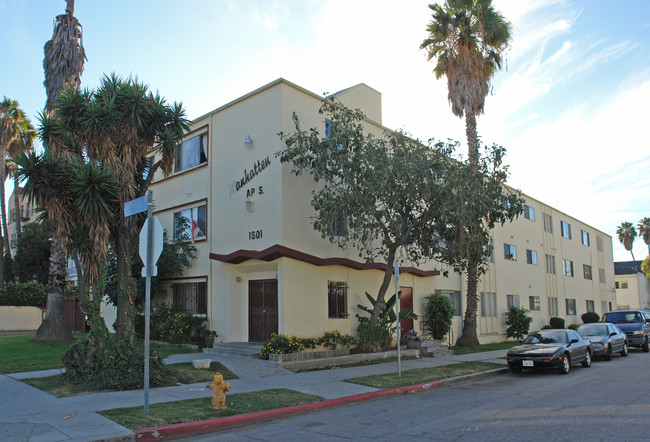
[0,98,36,286]
[637,217,650,256]
[616,222,637,262]
[421,0,511,347]
[35,0,86,341]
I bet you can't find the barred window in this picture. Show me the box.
[332,214,348,236]
[328,281,348,318]
[172,281,207,315]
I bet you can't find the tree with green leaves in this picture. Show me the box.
[14,222,52,285]
[278,97,521,332]
[637,217,650,255]
[0,98,36,263]
[505,306,532,340]
[421,0,513,347]
[616,222,637,261]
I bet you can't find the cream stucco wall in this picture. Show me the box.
[0,306,42,331]
[150,78,616,344]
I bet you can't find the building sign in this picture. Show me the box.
[229,156,271,196]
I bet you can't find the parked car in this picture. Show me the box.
[507,329,592,375]
[601,310,650,352]
[576,322,628,360]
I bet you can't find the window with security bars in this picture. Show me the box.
[328,281,348,318]
[172,281,207,315]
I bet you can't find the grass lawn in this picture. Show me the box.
[99,389,324,430]
[22,361,238,398]
[0,333,200,374]
[450,342,518,355]
[288,355,418,373]
[0,332,87,374]
[345,361,502,389]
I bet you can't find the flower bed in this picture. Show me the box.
[268,348,350,363]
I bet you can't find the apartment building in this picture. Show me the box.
[614,261,650,310]
[148,78,616,344]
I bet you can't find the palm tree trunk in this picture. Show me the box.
[0,157,7,288]
[465,112,479,165]
[35,235,73,341]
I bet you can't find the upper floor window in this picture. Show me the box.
[560,221,572,239]
[581,230,590,246]
[331,213,348,236]
[526,249,537,265]
[175,133,208,172]
[543,213,553,233]
[545,254,556,274]
[523,205,535,221]
[562,259,574,277]
[597,236,604,252]
[599,268,606,284]
[504,243,517,261]
[173,204,207,242]
[583,264,592,280]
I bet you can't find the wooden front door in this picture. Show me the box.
[399,286,414,333]
[248,279,278,342]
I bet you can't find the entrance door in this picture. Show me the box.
[399,286,414,333]
[248,279,278,342]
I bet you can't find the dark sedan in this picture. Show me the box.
[507,329,592,374]
[576,322,628,360]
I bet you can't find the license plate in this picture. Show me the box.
[522,360,534,367]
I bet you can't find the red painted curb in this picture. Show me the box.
[133,380,444,440]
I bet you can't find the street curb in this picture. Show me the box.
[133,367,508,440]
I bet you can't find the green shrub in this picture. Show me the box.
[549,317,565,329]
[422,292,454,340]
[568,323,580,330]
[135,303,217,349]
[504,306,533,340]
[541,324,553,330]
[259,330,358,359]
[0,281,47,307]
[355,292,417,352]
[581,312,600,323]
[356,322,392,353]
[320,329,357,349]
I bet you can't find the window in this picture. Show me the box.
[548,297,558,316]
[545,254,556,274]
[331,214,348,236]
[173,204,207,242]
[484,239,494,263]
[526,249,537,265]
[441,290,462,316]
[543,213,553,233]
[597,236,604,252]
[581,230,590,246]
[621,281,628,289]
[172,281,207,315]
[615,281,619,289]
[524,205,535,221]
[583,264,592,280]
[480,292,497,317]
[562,259,574,277]
[599,268,606,284]
[507,294,520,308]
[566,298,577,315]
[504,243,517,261]
[560,221,572,239]
[174,133,208,172]
[602,301,608,314]
[529,296,541,311]
[9,209,15,223]
[325,120,344,151]
[328,281,348,318]
[586,300,595,313]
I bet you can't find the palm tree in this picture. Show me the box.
[0,98,36,287]
[637,217,650,255]
[34,0,86,341]
[421,0,511,347]
[616,222,637,262]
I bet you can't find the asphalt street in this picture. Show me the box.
[189,348,650,441]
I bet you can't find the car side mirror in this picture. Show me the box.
[609,332,616,337]
[570,338,579,344]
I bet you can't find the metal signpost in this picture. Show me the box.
[125,191,163,416]
[395,258,401,378]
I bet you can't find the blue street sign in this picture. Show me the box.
[124,195,148,217]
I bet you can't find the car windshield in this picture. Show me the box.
[602,312,642,324]
[523,331,566,344]
[577,324,608,337]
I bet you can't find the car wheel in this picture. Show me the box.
[605,344,612,361]
[643,338,649,353]
[581,351,592,368]
[559,353,570,374]
[621,341,629,357]
[508,363,522,374]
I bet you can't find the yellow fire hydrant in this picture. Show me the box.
[207,373,231,409]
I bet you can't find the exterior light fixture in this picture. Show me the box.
[244,135,253,146]
[245,200,253,212]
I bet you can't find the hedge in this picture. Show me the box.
[0,282,47,307]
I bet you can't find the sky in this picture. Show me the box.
[1,0,649,262]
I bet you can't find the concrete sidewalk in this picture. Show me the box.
[0,349,509,441]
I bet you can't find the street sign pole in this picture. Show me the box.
[395,257,401,378]
[144,190,153,416]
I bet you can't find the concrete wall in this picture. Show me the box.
[0,306,42,331]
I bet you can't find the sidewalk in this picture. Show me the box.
[0,349,509,441]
